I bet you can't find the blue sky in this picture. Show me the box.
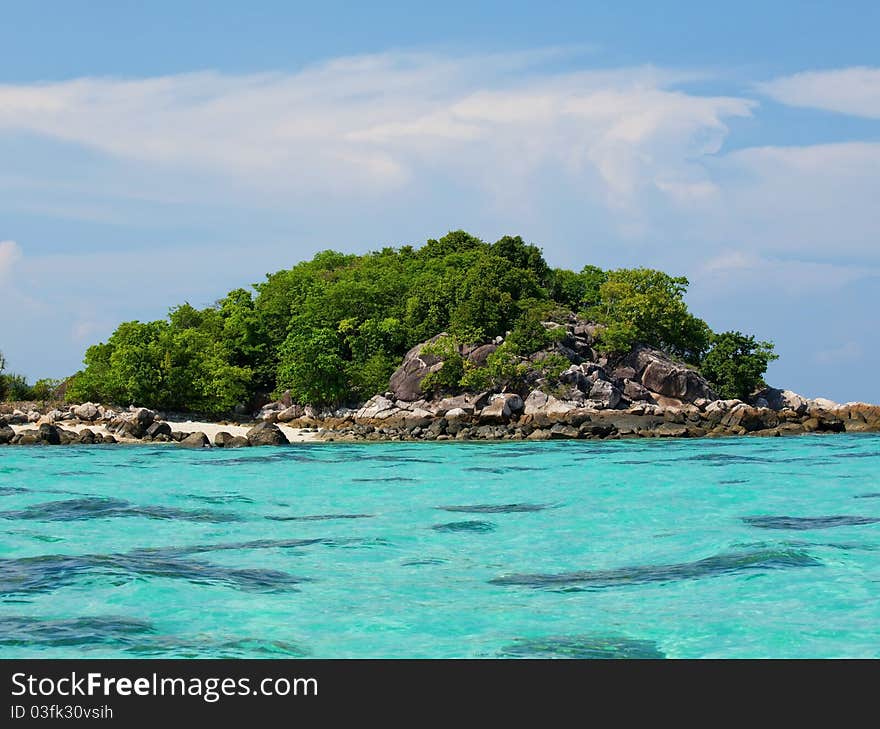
[1,1,878,402]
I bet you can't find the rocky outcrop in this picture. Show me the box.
[623,346,716,403]
[753,387,808,414]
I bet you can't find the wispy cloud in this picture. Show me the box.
[0,52,752,212]
[757,66,880,118]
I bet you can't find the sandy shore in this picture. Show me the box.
[10,420,322,443]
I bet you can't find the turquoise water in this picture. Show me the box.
[1,434,878,658]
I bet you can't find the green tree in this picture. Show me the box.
[548,265,607,311]
[589,268,711,364]
[701,331,778,400]
[2,373,31,401]
[276,327,349,406]
[31,379,61,401]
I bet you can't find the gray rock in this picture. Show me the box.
[589,380,623,409]
[73,402,100,421]
[246,421,289,446]
[625,346,716,403]
[145,421,172,438]
[623,379,653,402]
[76,429,96,444]
[388,334,449,401]
[37,423,61,445]
[129,407,156,428]
[479,393,525,422]
[467,343,498,367]
[0,424,14,444]
[214,431,234,447]
[228,436,251,448]
[276,405,304,422]
[178,432,210,448]
[27,410,41,423]
[754,387,808,414]
[357,395,397,419]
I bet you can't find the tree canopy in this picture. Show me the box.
[60,231,777,412]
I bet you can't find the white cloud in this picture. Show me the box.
[0,240,22,279]
[677,142,880,263]
[0,53,752,211]
[758,67,880,118]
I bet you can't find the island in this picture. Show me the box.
[2,231,879,446]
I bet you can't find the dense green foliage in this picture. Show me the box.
[701,331,779,400]
[64,231,776,411]
[587,268,712,365]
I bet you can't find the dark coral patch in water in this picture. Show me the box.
[0,497,241,523]
[490,549,821,589]
[266,514,374,522]
[743,516,880,530]
[499,635,665,659]
[0,616,155,648]
[432,521,496,533]
[437,503,550,514]
[0,549,308,597]
[125,636,309,658]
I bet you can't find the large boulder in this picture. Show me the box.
[246,421,290,446]
[624,346,716,403]
[357,395,398,420]
[521,390,577,426]
[479,393,525,423]
[9,410,27,425]
[588,380,623,409]
[214,431,235,447]
[179,432,210,448]
[73,402,101,421]
[145,421,172,439]
[276,405,304,423]
[129,407,156,428]
[76,429,96,444]
[623,379,653,402]
[0,424,14,444]
[466,343,497,367]
[37,423,62,445]
[388,334,449,402]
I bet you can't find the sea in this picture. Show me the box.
[1,433,878,658]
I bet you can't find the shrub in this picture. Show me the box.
[701,331,778,400]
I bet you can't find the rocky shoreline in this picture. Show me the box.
[3,392,878,448]
[3,321,879,447]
